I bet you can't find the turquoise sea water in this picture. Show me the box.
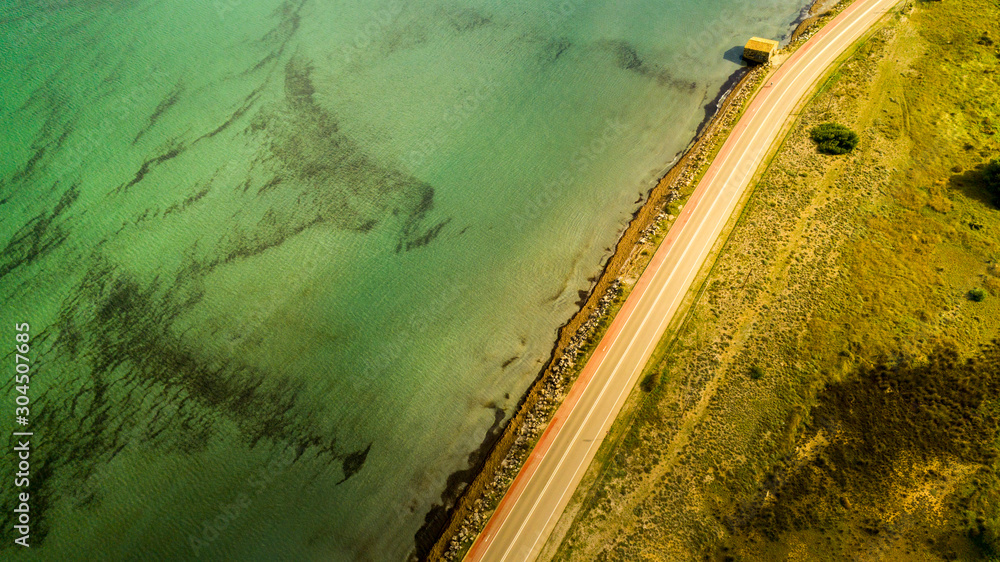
[1,0,808,559]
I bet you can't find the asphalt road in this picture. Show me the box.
[464,1,898,559]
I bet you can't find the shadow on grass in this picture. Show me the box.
[724,343,1000,558]
[948,164,1000,208]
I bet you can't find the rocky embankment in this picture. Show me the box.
[429,60,775,561]
[427,5,851,554]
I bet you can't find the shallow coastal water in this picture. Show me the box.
[1,0,808,559]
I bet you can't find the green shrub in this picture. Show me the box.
[969,288,987,302]
[810,123,859,155]
[984,159,1000,203]
[639,373,658,392]
[749,365,765,380]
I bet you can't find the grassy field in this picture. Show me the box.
[547,0,1000,560]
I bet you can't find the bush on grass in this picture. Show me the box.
[984,159,1000,205]
[810,123,859,155]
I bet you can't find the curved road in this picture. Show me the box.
[465,0,898,560]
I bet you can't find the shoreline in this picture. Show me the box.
[415,64,767,560]
[417,2,841,559]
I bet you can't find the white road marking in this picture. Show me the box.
[475,2,892,560]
